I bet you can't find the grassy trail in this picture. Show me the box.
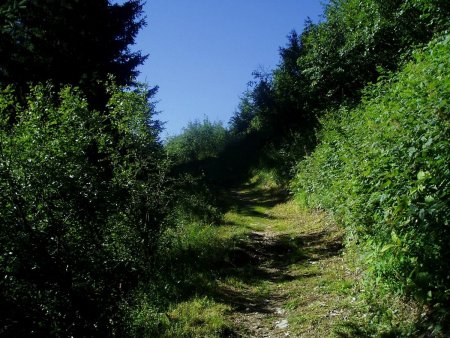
[158,183,362,337]
[216,184,357,337]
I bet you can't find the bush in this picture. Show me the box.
[293,34,450,317]
[165,118,228,164]
[0,83,170,335]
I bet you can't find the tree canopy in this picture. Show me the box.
[166,118,228,164]
[230,0,450,143]
[0,0,147,107]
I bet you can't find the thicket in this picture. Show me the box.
[0,1,177,334]
[0,83,172,335]
[293,35,450,333]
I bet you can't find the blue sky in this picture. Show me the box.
[131,1,325,137]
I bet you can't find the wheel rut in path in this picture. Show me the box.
[217,187,348,337]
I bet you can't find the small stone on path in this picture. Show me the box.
[275,307,286,315]
[275,319,289,329]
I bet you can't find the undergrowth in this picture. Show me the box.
[124,220,237,337]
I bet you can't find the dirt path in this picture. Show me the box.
[217,186,356,337]
[224,231,294,337]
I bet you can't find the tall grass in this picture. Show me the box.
[123,219,236,336]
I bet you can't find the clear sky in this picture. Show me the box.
[131,1,325,137]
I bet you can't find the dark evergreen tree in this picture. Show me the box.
[272,29,313,133]
[0,0,147,107]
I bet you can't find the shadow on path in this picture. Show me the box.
[214,229,343,312]
[207,186,344,336]
[222,185,290,219]
[157,185,345,337]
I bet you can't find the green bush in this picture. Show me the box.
[299,0,450,109]
[293,34,450,312]
[165,118,228,164]
[0,83,170,335]
[166,174,223,225]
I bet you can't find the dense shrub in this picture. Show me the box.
[299,0,450,109]
[165,118,228,164]
[0,83,170,335]
[293,34,450,311]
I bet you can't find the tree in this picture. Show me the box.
[165,118,228,163]
[298,0,450,110]
[272,28,316,133]
[229,92,256,136]
[0,0,147,108]
[229,26,316,141]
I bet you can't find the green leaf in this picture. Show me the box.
[391,231,401,245]
[381,243,396,253]
[417,170,430,181]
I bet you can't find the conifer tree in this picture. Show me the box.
[0,0,147,107]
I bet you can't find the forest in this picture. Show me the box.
[1,0,449,336]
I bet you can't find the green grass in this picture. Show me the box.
[127,181,421,337]
[164,297,232,338]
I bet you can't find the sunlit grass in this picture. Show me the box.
[218,183,363,337]
[127,181,368,336]
[164,297,232,337]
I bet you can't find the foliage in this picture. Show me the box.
[227,0,450,174]
[293,35,450,331]
[0,0,147,108]
[229,54,312,141]
[0,83,170,335]
[271,28,317,133]
[166,174,223,225]
[130,295,231,338]
[163,297,231,338]
[299,0,450,109]
[165,118,228,164]
[124,216,236,336]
